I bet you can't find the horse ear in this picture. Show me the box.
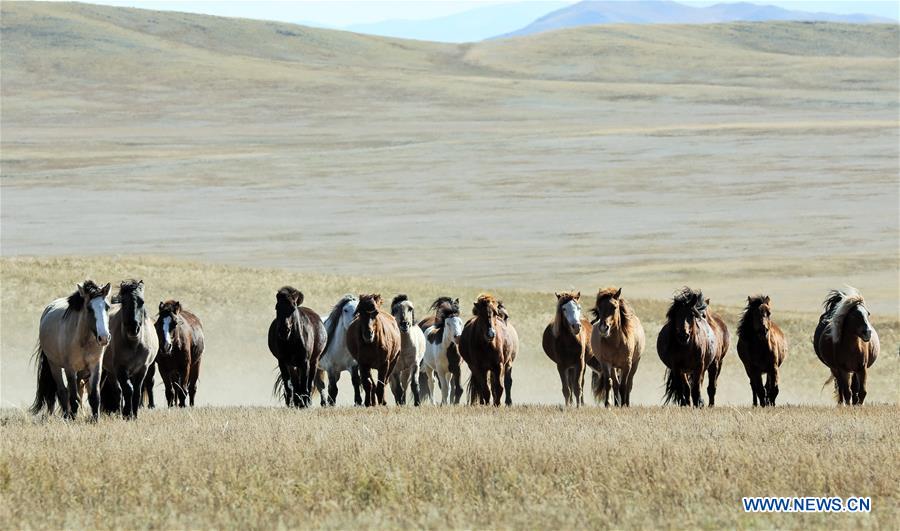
[747,296,752,303]
[555,292,561,299]
[614,288,622,299]
[159,301,165,311]
[76,283,85,296]
[100,283,111,297]
[764,296,770,304]
[705,297,710,306]
[294,291,304,306]
[173,301,182,314]
[575,291,581,300]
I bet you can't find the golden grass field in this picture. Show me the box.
[1,2,899,529]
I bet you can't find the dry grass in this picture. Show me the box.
[1,405,898,529]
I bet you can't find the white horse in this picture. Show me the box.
[389,295,426,406]
[420,310,464,405]
[314,294,362,406]
[30,280,112,420]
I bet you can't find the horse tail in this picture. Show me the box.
[272,366,284,399]
[821,374,838,402]
[591,370,604,404]
[662,368,681,405]
[30,348,56,415]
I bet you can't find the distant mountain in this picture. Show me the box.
[497,1,895,39]
[344,1,567,42]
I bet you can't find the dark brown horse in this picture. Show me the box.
[459,294,519,406]
[267,287,327,408]
[589,287,645,407]
[657,288,728,407]
[417,296,463,404]
[346,294,401,406]
[814,287,879,405]
[151,300,205,407]
[542,291,592,406]
[737,295,787,407]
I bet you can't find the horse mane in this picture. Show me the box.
[64,280,103,317]
[277,286,304,306]
[822,287,865,343]
[473,293,498,315]
[737,295,769,337]
[552,291,579,337]
[324,294,357,351]
[118,279,143,297]
[665,287,706,321]
[430,296,458,313]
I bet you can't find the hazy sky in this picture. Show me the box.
[83,1,900,26]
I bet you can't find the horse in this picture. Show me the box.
[346,294,401,406]
[542,291,592,406]
[100,280,159,419]
[152,300,205,407]
[737,295,788,407]
[459,294,518,406]
[421,304,465,405]
[589,287,645,407]
[417,296,464,404]
[813,287,879,405]
[389,295,426,406]
[657,287,729,407]
[313,294,363,406]
[267,286,327,408]
[30,280,112,420]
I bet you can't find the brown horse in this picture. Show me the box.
[542,291,592,406]
[267,287,327,408]
[814,287,879,405]
[657,287,728,407]
[152,300,205,407]
[737,295,787,407]
[590,287,645,407]
[346,294,401,406]
[459,294,518,406]
[417,297,464,404]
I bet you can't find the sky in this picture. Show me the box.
[80,0,900,27]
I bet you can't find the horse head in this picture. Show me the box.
[744,295,772,341]
[356,294,382,344]
[590,287,621,338]
[156,299,182,355]
[118,279,146,338]
[275,286,304,341]
[555,291,583,336]
[76,280,112,346]
[667,287,708,347]
[391,295,415,333]
[472,293,503,342]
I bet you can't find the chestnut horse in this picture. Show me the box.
[814,287,879,405]
[459,294,518,406]
[657,288,728,407]
[737,295,787,407]
[590,287,645,407]
[267,287,327,408]
[153,300,205,407]
[542,291,592,406]
[346,294,401,406]
[417,297,463,404]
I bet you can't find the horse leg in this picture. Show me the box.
[450,363,463,405]
[289,366,303,408]
[557,365,572,406]
[835,370,852,405]
[504,365,513,406]
[277,361,293,407]
[297,360,310,408]
[350,365,363,406]
[161,369,176,408]
[326,369,340,406]
[144,363,156,409]
[358,364,373,407]
[188,359,200,407]
[64,369,80,419]
[623,358,639,407]
[176,368,188,408]
[389,371,404,405]
[766,367,779,407]
[375,364,389,406]
[129,368,148,420]
[706,362,719,407]
[437,371,450,405]
[855,369,867,405]
[117,369,135,419]
[575,359,586,407]
[423,367,436,405]
[608,366,622,407]
[490,369,503,407]
[87,363,102,421]
[314,369,328,407]
[745,365,763,407]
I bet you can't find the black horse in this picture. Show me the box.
[268,286,327,408]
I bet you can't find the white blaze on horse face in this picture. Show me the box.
[162,316,173,348]
[859,306,874,341]
[91,296,111,345]
[447,316,463,343]
[343,301,359,330]
[562,300,581,328]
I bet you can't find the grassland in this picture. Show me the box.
[1,406,898,529]
[2,2,898,311]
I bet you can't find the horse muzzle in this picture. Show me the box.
[571,323,582,335]
[97,334,111,346]
[399,322,410,333]
[486,328,496,341]
[860,330,872,342]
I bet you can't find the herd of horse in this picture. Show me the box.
[29,280,880,420]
